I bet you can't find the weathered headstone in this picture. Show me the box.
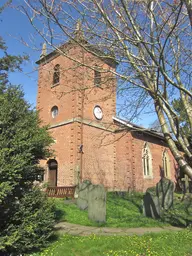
[88,184,106,223]
[76,180,92,210]
[156,178,174,210]
[143,178,175,219]
[143,187,160,219]
[181,175,190,193]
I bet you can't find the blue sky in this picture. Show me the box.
[1,2,42,108]
[0,2,156,127]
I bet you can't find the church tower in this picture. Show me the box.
[36,27,117,188]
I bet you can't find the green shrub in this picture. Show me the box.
[0,187,55,255]
[0,84,55,255]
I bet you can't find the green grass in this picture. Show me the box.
[54,192,167,228]
[30,229,192,256]
[29,193,192,256]
[162,193,192,227]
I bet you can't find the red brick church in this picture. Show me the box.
[36,33,178,192]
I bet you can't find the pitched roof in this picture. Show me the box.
[113,116,165,140]
[36,39,118,68]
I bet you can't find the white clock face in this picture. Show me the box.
[93,106,103,120]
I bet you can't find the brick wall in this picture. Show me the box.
[115,130,177,192]
[82,124,115,189]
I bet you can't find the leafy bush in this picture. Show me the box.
[0,187,55,255]
[0,84,55,255]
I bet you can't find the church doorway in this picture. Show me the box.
[47,159,58,187]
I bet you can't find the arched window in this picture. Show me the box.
[94,66,101,87]
[162,150,170,178]
[142,143,153,177]
[51,106,58,118]
[53,64,60,85]
[47,159,58,187]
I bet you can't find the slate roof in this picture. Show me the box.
[113,116,165,140]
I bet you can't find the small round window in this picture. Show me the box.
[51,106,58,118]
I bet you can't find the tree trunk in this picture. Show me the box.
[183,0,192,26]
[155,101,192,179]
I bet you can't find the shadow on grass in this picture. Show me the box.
[108,192,192,228]
[52,192,192,229]
[54,208,66,222]
[160,193,192,228]
[109,191,143,213]
[126,197,143,214]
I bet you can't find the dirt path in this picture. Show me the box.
[55,222,183,236]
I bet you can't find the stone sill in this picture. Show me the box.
[51,82,60,88]
[144,176,153,180]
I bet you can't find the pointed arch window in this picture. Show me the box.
[142,143,153,177]
[163,149,171,178]
[53,64,60,85]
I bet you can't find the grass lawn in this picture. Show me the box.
[162,193,192,227]
[29,193,192,256]
[30,229,192,256]
[54,192,167,228]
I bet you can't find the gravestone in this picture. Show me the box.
[88,184,106,223]
[143,178,175,218]
[76,180,92,210]
[143,187,160,219]
[181,175,190,193]
[156,178,174,210]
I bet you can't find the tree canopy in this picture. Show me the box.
[0,36,55,254]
